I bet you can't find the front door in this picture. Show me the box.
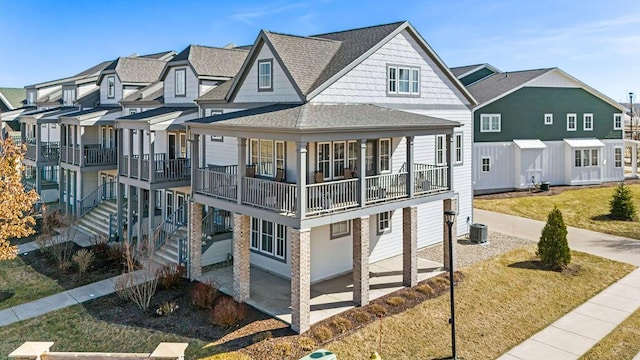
[168,134,176,160]
[176,193,186,225]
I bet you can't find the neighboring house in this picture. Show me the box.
[185,21,475,333]
[0,87,27,142]
[451,65,625,193]
[449,63,500,86]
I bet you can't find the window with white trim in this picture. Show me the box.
[175,69,186,96]
[347,141,358,172]
[62,89,75,106]
[387,65,420,95]
[574,149,599,167]
[330,220,351,239]
[317,140,359,180]
[258,59,272,91]
[377,212,392,235]
[454,133,463,165]
[27,91,35,105]
[614,114,623,130]
[333,142,346,178]
[107,76,115,98]
[583,113,593,131]
[378,138,391,173]
[249,139,285,177]
[480,114,501,132]
[567,113,577,131]
[481,157,490,172]
[436,135,446,165]
[250,218,286,260]
[544,113,553,125]
[614,147,622,168]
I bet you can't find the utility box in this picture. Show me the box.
[469,223,488,243]
[299,349,337,360]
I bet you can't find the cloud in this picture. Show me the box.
[231,2,309,25]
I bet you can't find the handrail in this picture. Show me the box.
[202,208,232,237]
[109,192,138,242]
[76,182,117,218]
[177,236,188,267]
[153,201,189,251]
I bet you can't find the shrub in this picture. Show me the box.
[156,300,179,316]
[50,241,75,271]
[429,276,449,291]
[352,309,371,323]
[331,316,352,334]
[416,284,434,296]
[610,183,636,220]
[537,206,571,270]
[72,249,94,274]
[210,296,247,326]
[312,325,333,343]
[156,264,185,289]
[385,296,405,306]
[191,281,219,309]
[273,342,292,357]
[114,243,158,311]
[90,234,110,256]
[400,290,417,300]
[367,304,387,317]
[298,337,316,352]
[252,331,272,343]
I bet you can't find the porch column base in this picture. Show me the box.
[232,214,250,302]
[443,198,457,270]
[353,216,370,306]
[291,228,311,334]
[188,202,203,279]
[403,207,417,287]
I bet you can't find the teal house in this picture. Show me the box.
[451,65,626,194]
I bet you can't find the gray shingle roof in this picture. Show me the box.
[59,106,120,119]
[170,45,249,77]
[197,79,234,101]
[139,50,176,60]
[118,106,197,121]
[103,57,168,83]
[74,60,115,78]
[188,103,459,131]
[0,88,26,109]
[121,81,164,103]
[467,68,553,104]
[449,64,486,78]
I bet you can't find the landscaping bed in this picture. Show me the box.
[9,217,58,246]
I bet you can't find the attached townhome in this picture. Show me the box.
[113,45,248,261]
[0,87,27,142]
[60,53,175,237]
[451,65,626,194]
[184,21,475,333]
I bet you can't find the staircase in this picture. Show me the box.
[74,200,118,238]
[151,227,188,267]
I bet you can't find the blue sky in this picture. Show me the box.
[1,0,638,102]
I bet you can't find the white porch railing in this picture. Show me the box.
[414,164,448,195]
[365,172,408,204]
[195,168,238,201]
[306,178,359,215]
[243,177,297,213]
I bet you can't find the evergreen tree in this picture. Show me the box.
[609,182,636,220]
[537,206,571,270]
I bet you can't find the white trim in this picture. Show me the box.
[175,68,186,96]
[378,138,391,173]
[567,113,577,131]
[481,157,490,172]
[376,211,392,235]
[454,63,502,80]
[480,114,501,132]
[614,146,623,168]
[454,132,463,165]
[614,113,623,130]
[544,113,553,125]
[513,139,547,149]
[583,113,593,131]
[563,138,605,147]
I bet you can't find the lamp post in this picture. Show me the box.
[630,92,635,140]
[444,209,457,360]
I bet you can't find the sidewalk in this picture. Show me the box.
[475,209,640,359]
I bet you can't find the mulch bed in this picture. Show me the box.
[19,243,123,290]
[476,179,640,200]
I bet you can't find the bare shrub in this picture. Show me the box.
[35,234,49,253]
[401,290,418,300]
[385,296,405,307]
[367,304,387,317]
[90,234,110,256]
[416,284,434,296]
[72,249,94,274]
[114,242,158,311]
[191,281,219,309]
[298,337,316,352]
[331,316,352,334]
[312,325,333,343]
[156,263,185,289]
[273,342,292,357]
[209,296,247,326]
[50,241,75,270]
[352,309,371,323]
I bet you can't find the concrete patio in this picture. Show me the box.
[198,254,443,326]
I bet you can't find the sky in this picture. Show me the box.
[1,0,639,102]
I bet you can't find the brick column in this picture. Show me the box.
[233,214,250,302]
[353,216,369,306]
[443,198,458,270]
[403,206,417,287]
[290,228,311,334]
[188,201,203,279]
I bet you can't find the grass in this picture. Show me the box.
[580,307,640,360]
[0,255,63,310]
[325,246,635,360]
[475,184,640,239]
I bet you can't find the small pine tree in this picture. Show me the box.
[609,182,636,220]
[537,207,571,270]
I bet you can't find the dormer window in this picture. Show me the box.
[175,68,186,97]
[258,59,272,91]
[387,64,420,96]
[27,91,35,105]
[107,76,115,99]
[63,89,76,106]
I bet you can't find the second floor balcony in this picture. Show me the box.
[60,144,117,167]
[119,153,191,184]
[25,141,60,163]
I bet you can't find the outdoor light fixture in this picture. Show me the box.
[444,209,457,360]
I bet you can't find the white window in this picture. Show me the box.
[62,89,75,106]
[107,76,115,98]
[544,113,553,125]
[377,212,392,235]
[258,59,272,90]
[480,114,501,132]
[378,138,391,173]
[205,109,223,117]
[179,133,187,158]
[259,139,274,175]
[436,135,446,165]
[614,147,622,168]
[614,114,623,130]
[575,148,599,167]
[175,69,186,96]
[333,142,346,178]
[574,150,582,167]
[387,65,420,95]
[567,113,577,131]
[27,91,35,105]
[250,218,286,260]
[317,142,331,180]
[316,140,359,180]
[454,133,463,165]
[481,157,490,172]
[330,220,351,239]
[248,139,284,177]
[583,113,593,131]
[347,141,358,171]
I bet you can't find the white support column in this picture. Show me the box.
[359,139,367,207]
[148,189,155,250]
[353,216,369,306]
[406,136,415,198]
[117,182,124,241]
[148,130,155,181]
[127,185,134,243]
[290,227,311,334]
[137,130,144,179]
[296,142,307,218]
[237,138,247,206]
[35,122,41,163]
[633,143,638,178]
[232,213,250,302]
[446,134,453,190]
[128,129,134,176]
[78,125,84,167]
[137,188,144,247]
[403,206,417,287]
[443,198,458,270]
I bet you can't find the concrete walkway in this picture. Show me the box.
[475,209,640,359]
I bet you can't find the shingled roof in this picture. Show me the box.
[100,57,168,84]
[0,88,26,109]
[467,68,553,104]
[449,64,487,78]
[121,81,164,104]
[169,45,249,78]
[197,79,234,102]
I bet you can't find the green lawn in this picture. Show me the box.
[0,255,63,310]
[475,184,640,239]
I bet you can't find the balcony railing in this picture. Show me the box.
[25,141,60,162]
[61,145,117,166]
[194,163,449,218]
[120,154,190,183]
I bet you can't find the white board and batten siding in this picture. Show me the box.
[528,71,580,88]
[99,76,123,105]
[473,142,515,192]
[164,66,199,104]
[233,45,301,103]
[602,140,625,181]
